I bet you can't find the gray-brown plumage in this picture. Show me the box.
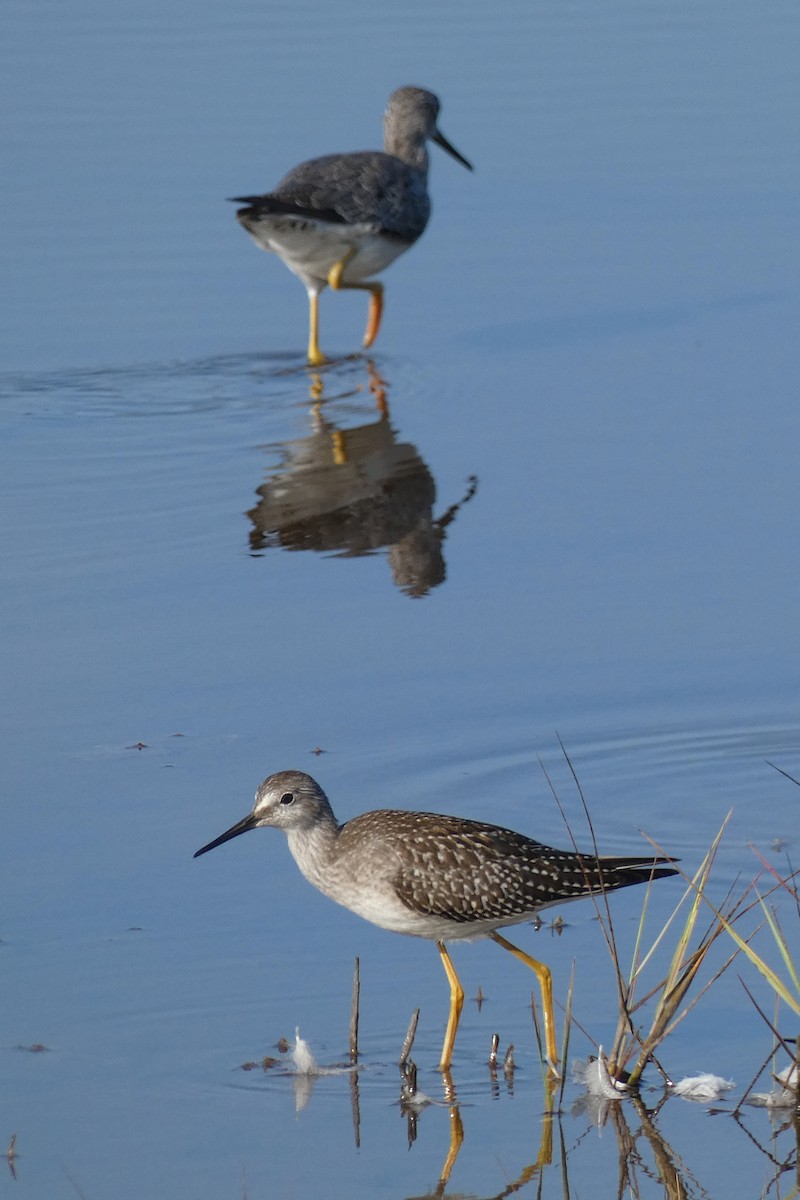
[230,87,472,364]
[195,770,677,1071]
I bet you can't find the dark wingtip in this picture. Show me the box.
[226,194,349,224]
[650,863,680,880]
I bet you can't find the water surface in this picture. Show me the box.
[2,0,799,1196]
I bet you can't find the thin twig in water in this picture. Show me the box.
[734,1036,781,1115]
[741,977,796,1060]
[624,819,738,1084]
[349,956,360,1064]
[62,1166,91,1200]
[399,1008,420,1067]
[540,745,636,1053]
[559,761,742,1085]
[558,962,575,1111]
[349,1066,361,1149]
[765,759,800,788]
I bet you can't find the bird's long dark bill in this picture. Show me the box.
[433,129,473,171]
[194,812,258,858]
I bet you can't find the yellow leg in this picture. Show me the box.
[327,252,385,349]
[361,283,384,348]
[490,931,559,1075]
[307,290,326,366]
[327,249,355,291]
[437,941,464,1071]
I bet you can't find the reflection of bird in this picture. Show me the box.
[194,771,678,1072]
[246,372,477,596]
[231,87,472,364]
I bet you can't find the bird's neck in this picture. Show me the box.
[286,811,339,891]
[384,126,430,173]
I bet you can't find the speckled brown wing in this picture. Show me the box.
[385,812,677,924]
[386,814,582,924]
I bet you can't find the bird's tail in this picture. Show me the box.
[227,194,346,225]
[586,854,679,892]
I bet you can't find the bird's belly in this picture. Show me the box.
[243,216,410,286]
[330,881,425,935]
[334,883,539,943]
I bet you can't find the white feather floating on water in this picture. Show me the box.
[672,1073,735,1102]
[572,1050,629,1099]
[748,1062,798,1108]
[292,1027,319,1075]
[401,1085,436,1111]
[288,1028,356,1078]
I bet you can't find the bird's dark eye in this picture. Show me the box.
[280,792,295,805]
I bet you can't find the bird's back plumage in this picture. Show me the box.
[333,808,677,931]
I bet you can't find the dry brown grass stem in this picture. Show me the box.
[541,745,744,1085]
[399,1008,420,1067]
[537,746,800,1089]
[557,962,575,1110]
[619,816,751,1085]
[554,748,771,1090]
[349,956,360,1063]
[698,866,800,1019]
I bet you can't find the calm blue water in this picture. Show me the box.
[2,0,799,1196]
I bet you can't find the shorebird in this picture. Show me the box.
[231,87,472,365]
[195,770,677,1071]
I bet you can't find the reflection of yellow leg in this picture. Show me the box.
[307,290,326,366]
[490,931,559,1075]
[366,359,389,417]
[511,1113,554,1188]
[439,1105,464,1188]
[327,251,385,349]
[331,429,347,466]
[437,941,464,1071]
[308,372,324,404]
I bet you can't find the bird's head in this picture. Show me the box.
[193,770,334,858]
